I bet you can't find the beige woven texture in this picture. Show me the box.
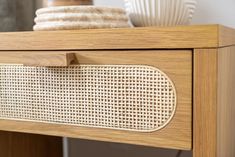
[36,6,126,15]
[33,6,131,31]
[0,65,176,132]
[34,22,130,31]
[35,13,129,23]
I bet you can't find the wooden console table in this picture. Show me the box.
[0,25,234,157]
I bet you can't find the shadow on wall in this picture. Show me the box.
[68,139,192,157]
[0,0,16,31]
[0,0,35,32]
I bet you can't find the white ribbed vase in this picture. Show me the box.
[124,0,197,27]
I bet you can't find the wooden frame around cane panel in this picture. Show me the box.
[0,50,192,150]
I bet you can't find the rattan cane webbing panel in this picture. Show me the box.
[0,65,176,132]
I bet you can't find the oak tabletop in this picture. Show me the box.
[0,24,234,50]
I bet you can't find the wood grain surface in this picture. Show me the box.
[0,25,234,50]
[219,25,235,48]
[0,51,77,66]
[0,131,63,157]
[193,49,217,157]
[0,50,192,150]
[217,46,235,157]
[193,47,235,157]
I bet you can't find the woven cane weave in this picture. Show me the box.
[0,65,176,132]
[36,6,126,16]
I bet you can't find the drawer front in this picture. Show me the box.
[0,50,192,150]
[0,64,176,132]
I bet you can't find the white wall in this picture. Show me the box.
[192,0,235,27]
[94,0,235,28]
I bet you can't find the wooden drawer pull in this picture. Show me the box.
[0,52,77,67]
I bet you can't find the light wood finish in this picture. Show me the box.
[43,0,93,7]
[0,131,63,157]
[193,49,218,157]
[217,46,235,157]
[0,24,235,156]
[193,47,235,157]
[219,25,235,47]
[0,50,192,150]
[0,52,77,67]
[0,25,234,51]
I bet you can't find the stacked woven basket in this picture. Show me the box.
[34,0,130,31]
[34,0,198,31]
